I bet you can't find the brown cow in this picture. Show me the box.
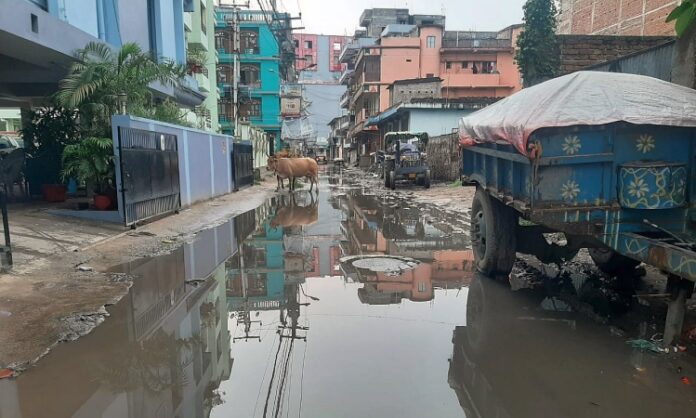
[270,193,318,228]
[268,156,319,193]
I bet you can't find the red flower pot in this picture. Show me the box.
[42,184,67,203]
[93,195,111,211]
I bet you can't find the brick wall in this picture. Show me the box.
[558,34,674,75]
[558,0,678,36]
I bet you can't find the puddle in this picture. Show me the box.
[3,173,696,418]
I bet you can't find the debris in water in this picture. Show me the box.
[0,368,13,379]
[627,339,668,354]
[77,265,93,272]
[682,376,692,385]
[0,310,11,317]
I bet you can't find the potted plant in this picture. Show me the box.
[187,45,206,74]
[61,137,115,210]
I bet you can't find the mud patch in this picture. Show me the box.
[57,306,110,342]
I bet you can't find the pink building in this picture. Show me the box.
[342,22,523,157]
[293,33,349,73]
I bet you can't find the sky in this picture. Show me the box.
[275,0,528,35]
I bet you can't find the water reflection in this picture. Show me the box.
[1,215,239,418]
[449,274,696,418]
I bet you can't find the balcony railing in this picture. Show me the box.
[442,38,512,49]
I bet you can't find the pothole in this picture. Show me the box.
[340,255,420,276]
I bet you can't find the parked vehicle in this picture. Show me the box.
[0,135,23,156]
[315,155,327,164]
[382,132,430,190]
[459,71,696,346]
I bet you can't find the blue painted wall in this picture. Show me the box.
[216,9,283,148]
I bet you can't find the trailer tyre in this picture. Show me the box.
[589,247,640,276]
[388,171,396,190]
[471,188,517,278]
[424,170,431,189]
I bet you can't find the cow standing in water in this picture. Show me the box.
[267,156,319,193]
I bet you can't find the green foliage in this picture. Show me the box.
[20,106,80,157]
[20,106,80,186]
[61,137,115,194]
[187,44,207,66]
[515,0,560,87]
[667,0,696,37]
[130,99,193,127]
[56,42,187,135]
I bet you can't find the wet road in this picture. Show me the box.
[2,170,696,418]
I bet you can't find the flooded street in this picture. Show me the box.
[3,169,696,418]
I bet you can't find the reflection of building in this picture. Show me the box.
[6,216,237,417]
[338,191,473,304]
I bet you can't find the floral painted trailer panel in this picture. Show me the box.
[461,123,696,281]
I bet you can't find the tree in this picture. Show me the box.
[515,0,560,87]
[56,42,186,136]
[667,0,696,37]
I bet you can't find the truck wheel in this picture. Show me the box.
[384,170,390,188]
[424,170,431,189]
[388,171,396,190]
[471,188,517,277]
[589,247,640,276]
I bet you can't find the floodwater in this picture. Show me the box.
[3,171,696,418]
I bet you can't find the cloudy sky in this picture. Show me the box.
[276,0,527,35]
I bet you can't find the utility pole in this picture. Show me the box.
[225,1,249,141]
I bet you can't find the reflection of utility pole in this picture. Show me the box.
[227,1,249,140]
[233,245,262,342]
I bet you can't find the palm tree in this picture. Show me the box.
[56,42,186,135]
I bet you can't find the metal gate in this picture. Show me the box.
[232,143,254,191]
[117,127,180,226]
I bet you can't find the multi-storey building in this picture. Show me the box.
[215,7,292,151]
[340,8,523,160]
[185,0,219,131]
[0,0,205,111]
[285,33,350,153]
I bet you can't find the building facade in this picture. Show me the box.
[215,7,292,150]
[185,0,219,131]
[557,0,679,36]
[0,0,205,109]
[340,8,522,161]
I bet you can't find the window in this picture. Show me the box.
[200,4,207,34]
[446,62,452,70]
[304,55,313,67]
[240,64,260,87]
[240,30,259,54]
[426,73,434,78]
[426,36,436,48]
[406,59,412,63]
[30,13,38,33]
[304,40,313,49]
[293,39,299,48]
[333,42,342,51]
[462,61,469,69]
[333,55,339,65]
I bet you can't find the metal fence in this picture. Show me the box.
[233,143,254,191]
[117,127,181,226]
[587,41,676,82]
[426,133,460,182]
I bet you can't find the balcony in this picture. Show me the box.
[195,71,210,92]
[442,73,507,88]
[340,89,352,108]
[441,38,513,50]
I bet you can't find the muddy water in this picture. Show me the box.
[2,172,696,418]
